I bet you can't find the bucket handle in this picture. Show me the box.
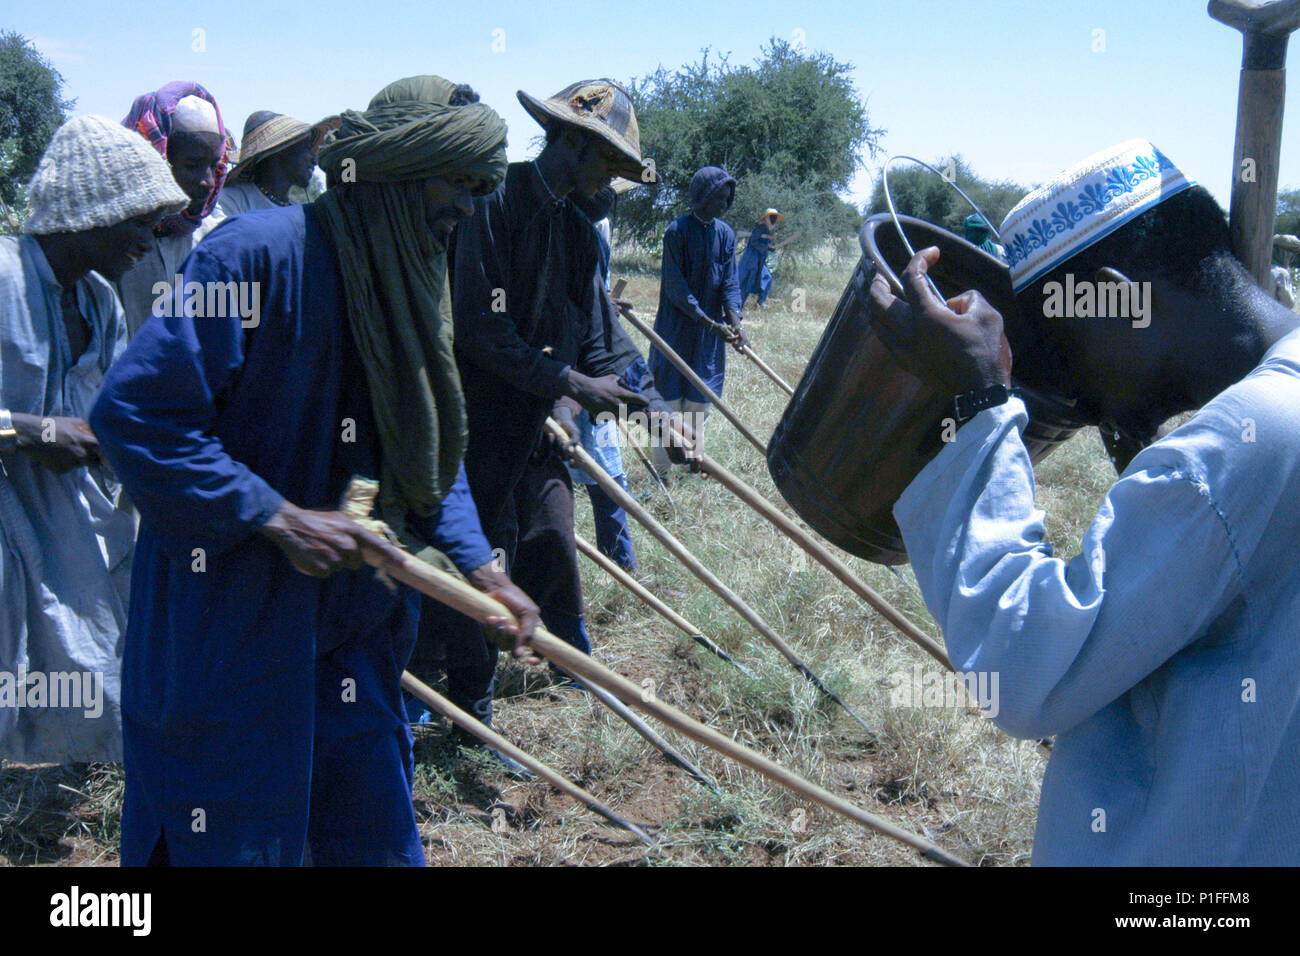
[881,155,1003,303]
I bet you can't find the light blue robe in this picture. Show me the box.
[0,235,131,763]
[894,329,1300,864]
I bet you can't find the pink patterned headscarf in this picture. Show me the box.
[122,81,228,236]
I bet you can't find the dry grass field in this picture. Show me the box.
[1,240,1124,867]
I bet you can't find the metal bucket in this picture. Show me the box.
[766,214,1087,565]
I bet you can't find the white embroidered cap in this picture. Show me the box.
[24,114,190,236]
[1001,139,1195,292]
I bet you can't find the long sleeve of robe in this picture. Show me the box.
[892,329,1300,864]
[0,235,132,763]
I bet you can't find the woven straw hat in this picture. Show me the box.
[24,114,190,235]
[517,79,648,182]
[227,110,312,184]
[761,208,785,223]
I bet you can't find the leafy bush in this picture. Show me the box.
[0,31,74,208]
[621,39,882,254]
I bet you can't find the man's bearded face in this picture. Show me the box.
[423,174,484,238]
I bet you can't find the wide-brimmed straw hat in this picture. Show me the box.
[227,110,312,183]
[761,208,785,223]
[517,79,648,182]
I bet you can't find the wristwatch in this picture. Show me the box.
[0,409,17,452]
[952,384,1017,423]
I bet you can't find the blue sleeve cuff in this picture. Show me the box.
[430,464,495,575]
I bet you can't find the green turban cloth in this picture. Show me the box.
[312,76,507,535]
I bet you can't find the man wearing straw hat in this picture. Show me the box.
[1,115,190,766]
[218,110,317,215]
[418,78,691,725]
[738,207,783,309]
[90,76,540,866]
[870,139,1300,864]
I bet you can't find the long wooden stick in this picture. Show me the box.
[399,672,655,846]
[576,533,754,678]
[375,548,966,866]
[689,446,953,671]
[617,303,768,457]
[771,231,802,252]
[739,344,795,398]
[579,680,719,793]
[554,650,720,791]
[549,418,878,737]
[623,426,676,512]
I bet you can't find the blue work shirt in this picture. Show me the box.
[894,329,1300,865]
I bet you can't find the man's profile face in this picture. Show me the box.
[265,136,316,190]
[167,130,225,214]
[423,173,483,238]
[575,134,630,198]
[81,211,164,280]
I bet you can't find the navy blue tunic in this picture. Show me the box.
[90,205,492,865]
[648,214,741,403]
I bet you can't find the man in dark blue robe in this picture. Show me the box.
[737,209,781,309]
[649,166,745,473]
[89,79,537,866]
[411,80,690,723]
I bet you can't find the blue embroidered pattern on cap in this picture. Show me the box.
[1004,148,1179,274]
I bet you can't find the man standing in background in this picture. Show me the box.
[218,110,315,215]
[650,165,745,477]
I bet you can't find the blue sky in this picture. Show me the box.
[11,0,1299,211]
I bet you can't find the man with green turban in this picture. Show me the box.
[963,213,1003,259]
[91,77,539,866]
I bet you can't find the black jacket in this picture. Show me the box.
[449,162,664,534]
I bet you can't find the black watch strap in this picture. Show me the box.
[953,384,1017,423]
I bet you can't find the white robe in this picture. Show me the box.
[0,235,132,763]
